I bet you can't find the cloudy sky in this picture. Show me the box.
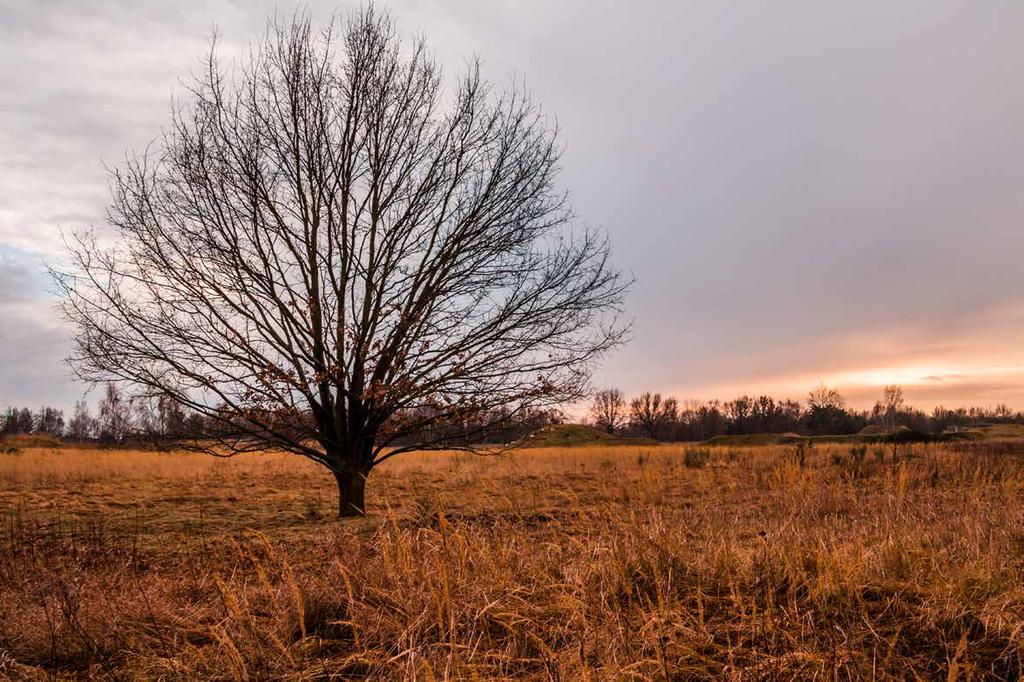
[3,0,1024,412]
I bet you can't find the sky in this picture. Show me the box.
[3,0,1024,412]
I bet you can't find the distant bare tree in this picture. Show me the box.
[35,407,65,437]
[157,395,189,438]
[804,384,861,435]
[629,392,677,440]
[131,394,189,441]
[67,400,97,440]
[56,9,628,516]
[590,388,626,434]
[807,384,845,411]
[98,383,132,444]
[724,395,753,433]
[881,384,904,432]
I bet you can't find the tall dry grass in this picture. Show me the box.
[1,441,1023,678]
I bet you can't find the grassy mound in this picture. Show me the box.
[965,424,1024,441]
[0,433,65,451]
[517,424,657,448]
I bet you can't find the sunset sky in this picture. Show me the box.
[3,0,1024,412]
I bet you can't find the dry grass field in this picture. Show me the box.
[2,439,1024,679]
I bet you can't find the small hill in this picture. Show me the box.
[963,424,1024,441]
[516,424,657,448]
[0,433,65,451]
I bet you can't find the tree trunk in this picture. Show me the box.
[334,468,368,518]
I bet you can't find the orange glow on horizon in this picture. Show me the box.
[662,362,1024,412]
[831,364,1024,388]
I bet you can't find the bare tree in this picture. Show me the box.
[56,9,628,517]
[97,383,132,444]
[804,384,860,435]
[807,384,845,411]
[131,394,188,441]
[629,392,677,440]
[590,388,626,434]
[67,400,97,440]
[157,395,189,438]
[881,384,904,432]
[35,407,65,437]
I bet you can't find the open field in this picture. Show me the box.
[3,440,1024,679]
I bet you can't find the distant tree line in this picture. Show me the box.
[1,383,202,445]
[588,384,1024,441]
[0,407,63,437]
[5,381,1022,446]
[2,384,563,448]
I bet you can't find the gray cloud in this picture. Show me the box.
[0,248,41,302]
[3,0,1024,410]
[0,247,73,406]
[0,301,74,407]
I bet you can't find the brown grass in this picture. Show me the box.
[2,441,1024,679]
